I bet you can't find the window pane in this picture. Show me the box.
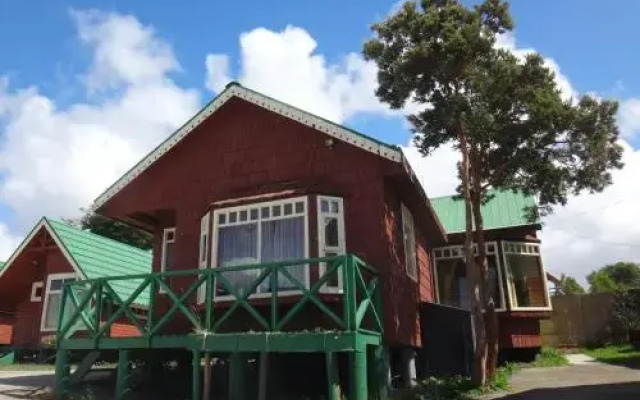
[436,258,469,309]
[217,224,259,295]
[324,217,339,247]
[507,254,547,307]
[272,205,281,217]
[218,214,226,225]
[260,217,305,291]
[283,203,293,215]
[50,279,63,291]
[239,210,248,222]
[486,255,504,309]
[331,201,339,213]
[45,292,62,329]
[200,234,208,263]
[321,200,329,213]
[165,242,175,271]
[229,212,237,223]
[323,251,340,287]
[261,207,270,219]
[250,209,259,220]
[295,202,304,213]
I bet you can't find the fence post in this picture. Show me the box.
[343,255,357,331]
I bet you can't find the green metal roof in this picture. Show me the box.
[430,190,539,234]
[0,261,4,273]
[46,219,152,306]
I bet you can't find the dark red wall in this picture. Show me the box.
[100,98,435,347]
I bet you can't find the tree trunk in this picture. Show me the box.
[470,147,499,381]
[459,126,487,386]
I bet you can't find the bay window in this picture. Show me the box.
[212,197,309,296]
[502,242,550,309]
[317,196,345,290]
[434,243,505,310]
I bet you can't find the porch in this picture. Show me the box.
[54,254,386,400]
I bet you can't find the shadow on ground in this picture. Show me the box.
[496,381,640,400]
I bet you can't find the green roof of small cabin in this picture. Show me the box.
[430,190,539,234]
[45,219,153,306]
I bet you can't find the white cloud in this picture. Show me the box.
[205,26,397,123]
[618,98,640,138]
[0,223,21,260]
[0,10,200,242]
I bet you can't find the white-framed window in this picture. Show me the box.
[212,196,309,298]
[198,213,211,303]
[401,203,418,282]
[30,281,43,302]
[160,227,176,294]
[317,196,346,291]
[501,241,550,310]
[40,273,77,332]
[433,242,506,311]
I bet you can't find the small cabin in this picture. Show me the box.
[0,218,151,361]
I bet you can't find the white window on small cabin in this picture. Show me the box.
[502,241,550,310]
[199,213,210,267]
[161,228,176,273]
[401,203,418,282]
[212,197,309,297]
[317,196,346,290]
[433,243,506,311]
[41,273,77,331]
[31,281,43,302]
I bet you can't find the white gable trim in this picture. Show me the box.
[0,218,86,281]
[92,83,403,210]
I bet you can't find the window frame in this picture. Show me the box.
[501,241,552,311]
[432,242,507,312]
[40,272,77,332]
[159,227,176,294]
[31,281,43,302]
[317,195,346,292]
[210,196,310,301]
[401,203,418,282]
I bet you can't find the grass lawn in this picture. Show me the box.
[583,345,640,368]
[0,363,55,371]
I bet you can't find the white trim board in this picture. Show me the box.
[0,218,86,281]
[93,83,404,210]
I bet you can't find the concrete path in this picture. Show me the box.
[484,355,640,400]
[0,371,54,399]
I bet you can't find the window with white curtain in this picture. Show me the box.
[317,196,345,290]
[213,197,308,296]
[41,273,77,331]
[401,203,418,281]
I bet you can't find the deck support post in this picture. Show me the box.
[192,349,202,400]
[54,349,70,400]
[351,349,368,400]
[115,349,131,400]
[401,348,417,388]
[325,351,341,400]
[258,352,268,400]
[202,353,212,400]
[229,352,245,400]
[373,346,390,400]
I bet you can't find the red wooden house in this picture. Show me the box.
[52,83,551,400]
[0,217,151,360]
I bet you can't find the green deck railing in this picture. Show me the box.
[56,254,383,344]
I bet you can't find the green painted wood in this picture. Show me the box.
[94,279,148,339]
[67,284,97,333]
[351,350,368,400]
[229,353,246,400]
[213,268,270,331]
[59,284,97,339]
[54,349,69,400]
[204,273,214,331]
[152,275,204,335]
[191,349,202,400]
[115,349,131,400]
[326,352,341,400]
[270,266,278,330]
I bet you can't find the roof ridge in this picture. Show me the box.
[45,218,152,256]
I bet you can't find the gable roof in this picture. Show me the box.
[93,82,404,210]
[0,218,152,305]
[430,190,540,234]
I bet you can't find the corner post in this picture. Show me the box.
[351,349,368,400]
[115,349,131,400]
[192,348,202,400]
[54,349,70,400]
[229,352,246,400]
[326,351,341,400]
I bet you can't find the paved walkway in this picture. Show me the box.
[0,371,54,399]
[484,354,640,400]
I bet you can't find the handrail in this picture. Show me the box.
[57,254,384,343]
